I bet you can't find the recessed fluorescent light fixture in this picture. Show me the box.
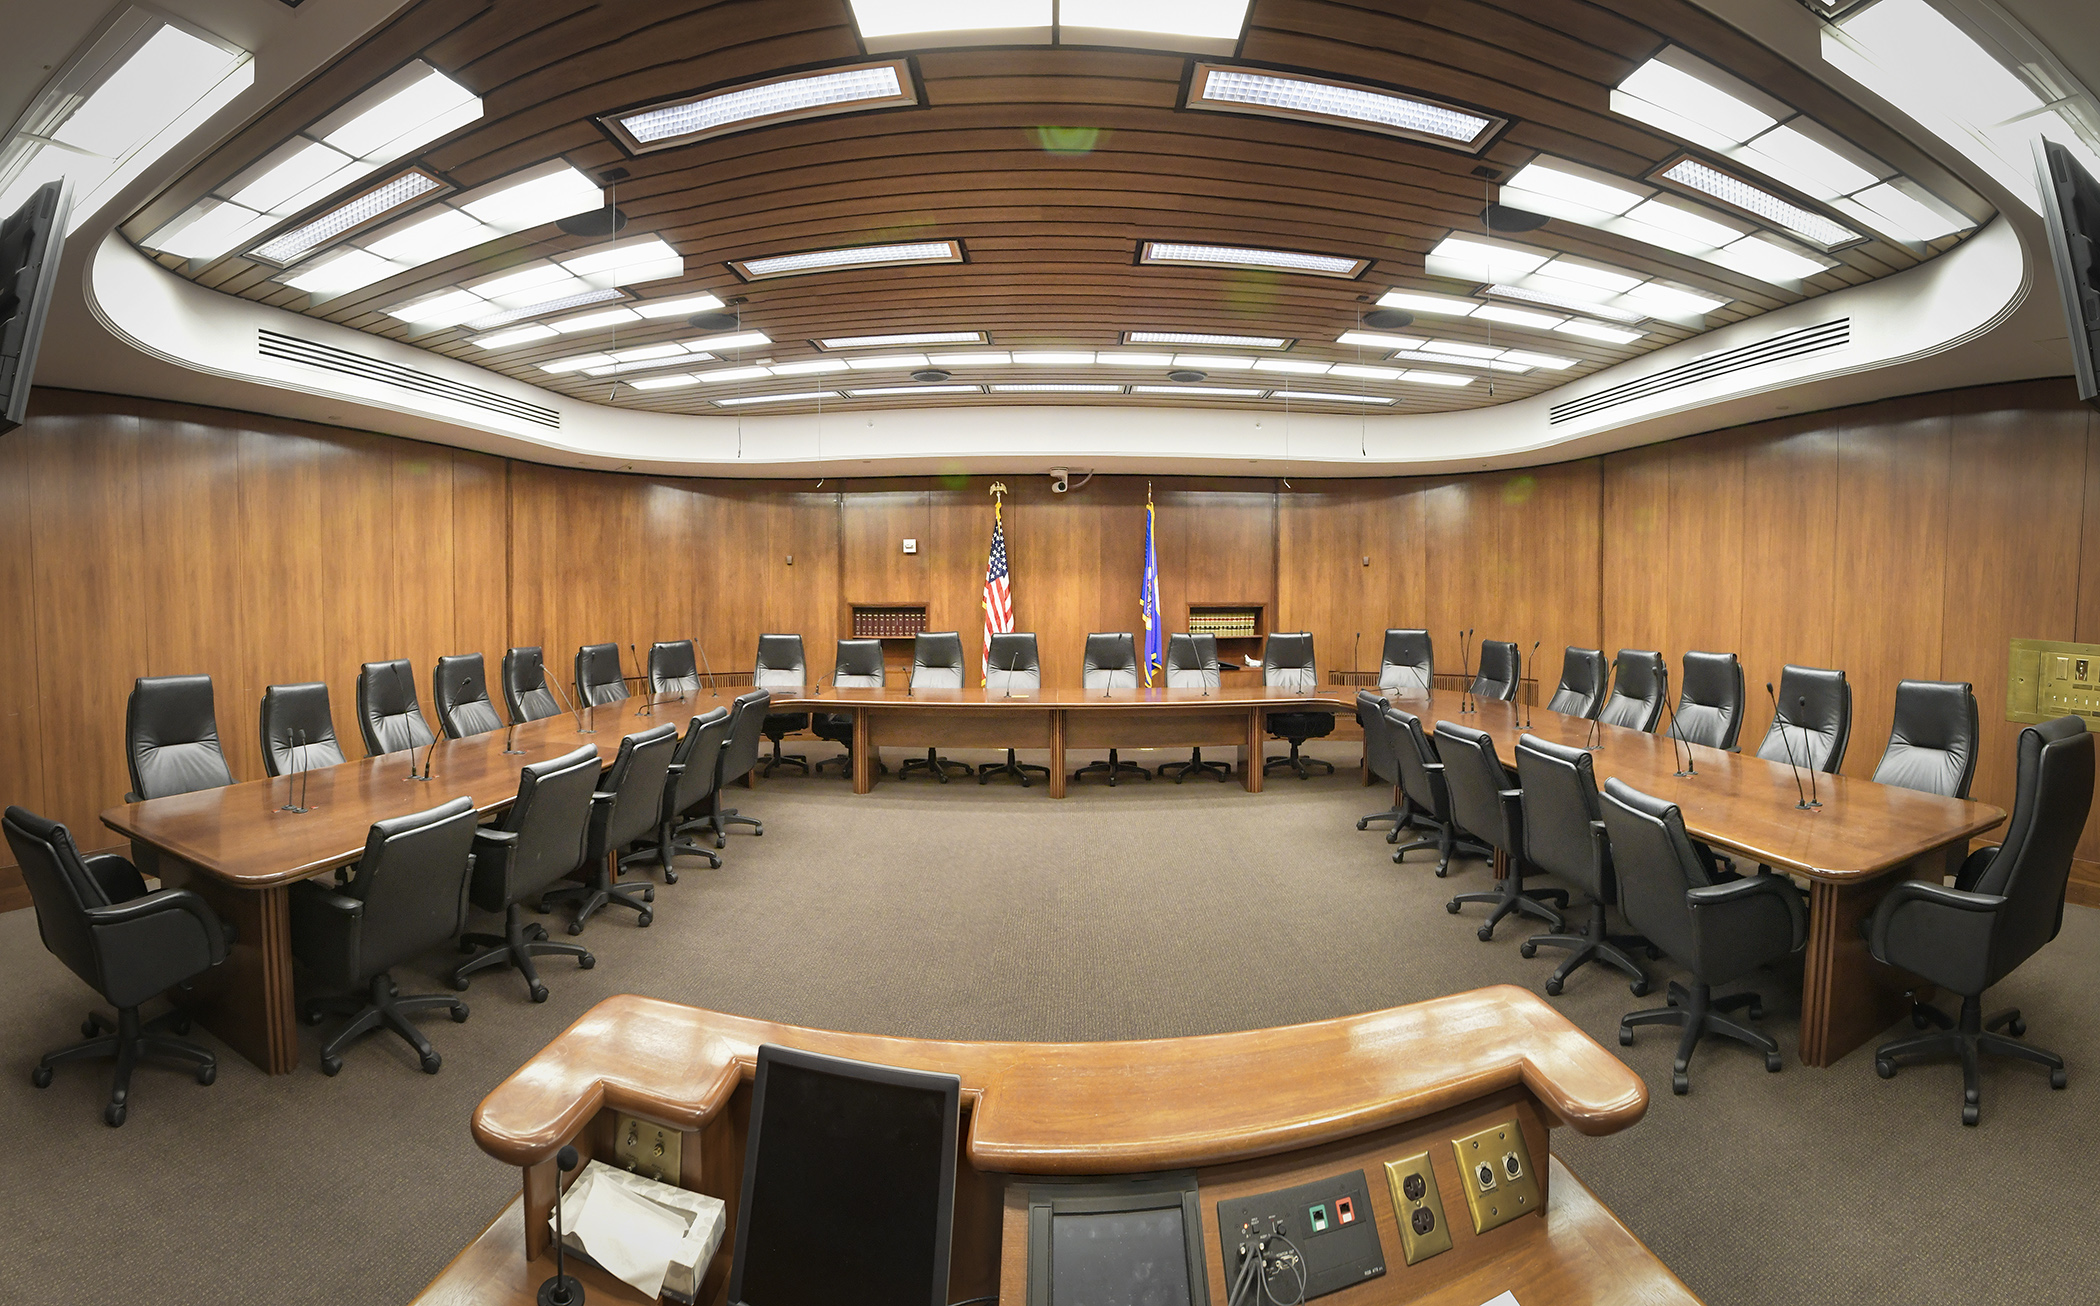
[1273,391,1395,404]
[1141,241,1367,278]
[1337,331,1428,350]
[715,391,838,407]
[991,383,1124,392]
[844,353,930,370]
[1374,290,1478,317]
[1499,350,1576,370]
[1420,341,1503,360]
[1704,232,1837,284]
[472,324,559,350]
[1472,305,1565,329]
[1389,351,1531,373]
[1554,320,1645,344]
[1612,48,1782,152]
[552,307,643,334]
[688,331,772,353]
[538,353,615,375]
[819,330,985,349]
[1129,385,1263,397]
[1125,330,1291,348]
[850,1,1052,50]
[1251,359,1332,374]
[1426,235,1551,281]
[602,60,917,153]
[1485,284,1645,323]
[1399,371,1474,387]
[1172,353,1257,370]
[247,169,446,266]
[1329,364,1402,381]
[846,385,984,396]
[768,359,855,376]
[1094,351,1175,366]
[926,351,1012,366]
[1187,63,1503,152]
[1501,158,1647,219]
[384,289,487,328]
[1621,280,1729,317]
[695,366,774,384]
[1062,1,1250,43]
[1013,351,1097,365]
[464,288,629,332]
[1656,156,1858,248]
[634,293,728,319]
[734,239,963,280]
[631,374,702,391]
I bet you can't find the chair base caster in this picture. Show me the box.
[321,1055,342,1077]
[1476,924,1495,942]
[1618,1027,1634,1047]
[1543,977,1562,997]
[196,1063,216,1086]
[1962,1103,1980,1126]
[31,1065,52,1088]
[1519,941,1537,959]
[578,953,595,969]
[566,921,584,936]
[529,984,549,1004]
[1445,900,1461,914]
[2052,1068,2068,1089]
[1765,1053,1782,1073]
[450,1003,470,1023]
[1629,979,1650,998]
[421,1051,442,1074]
[638,911,653,927]
[104,1102,126,1127]
[1672,1073,1689,1096]
[1876,1058,1896,1079]
[663,868,679,885]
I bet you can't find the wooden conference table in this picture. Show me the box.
[417,987,1697,1305]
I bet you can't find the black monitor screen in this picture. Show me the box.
[730,1045,961,1306]
[1051,1207,1195,1306]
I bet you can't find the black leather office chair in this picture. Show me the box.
[1603,777,1805,1095]
[898,632,973,781]
[650,640,703,695]
[435,653,503,739]
[259,682,347,777]
[1388,706,1490,875]
[290,797,476,1076]
[503,647,563,723]
[814,639,885,777]
[576,643,629,705]
[1380,629,1433,694]
[1470,640,1520,702]
[451,745,600,1002]
[1073,633,1151,785]
[1546,648,1607,719]
[127,674,236,800]
[1673,652,1744,750]
[1356,689,1407,833]
[1513,736,1653,995]
[981,632,1051,785]
[357,659,436,756]
[7,807,228,1126]
[1755,664,1850,773]
[754,635,811,776]
[1263,632,1335,779]
[1159,633,1231,783]
[541,723,679,934]
[690,689,770,847]
[1869,715,2091,1124]
[624,706,733,880]
[1597,650,1666,732]
[1873,679,1980,798]
[1436,722,1567,939]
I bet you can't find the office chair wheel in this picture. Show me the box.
[1962,1103,1979,1127]
[1356,817,1370,830]
[1876,1058,1895,1079]
[527,923,547,941]
[1445,900,1461,914]
[1434,864,1449,878]
[196,1063,216,1086]
[1476,924,1495,942]
[321,1055,342,1077]
[1764,1053,1782,1073]
[1629,978,1650,997]
[450,975,470,992]
[1646,945,1662,960]
[1911,1008,1933,1030]
[1543,977,1563,997]
[2052,1068,2068,1089]
[578,953,596,969]
[1748,1002,1764,1020]
[1618,1027,1634,1047]
[421,1051,442,1075]
[104,1103,126,1128]
[755,828,764,835]
[529,984,549,1004]
[1519,941,1538,959]
[642,887,655,903]
[638,911,653,928]
[1672,1073,1689,1096]
[662,867,679,885]
[2007,1016,2027,1037]
[31,1065,52,1088]
[81,1017,100,1039]
[566,920,584,936]
[450,1002,469,1023]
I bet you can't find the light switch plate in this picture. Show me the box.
[1382,1152,1453,1265]
[902,537,918,554]
[612,1113,682,1184]
[1450,1120,1540,1236]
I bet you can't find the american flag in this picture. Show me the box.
[981,502,1014,681]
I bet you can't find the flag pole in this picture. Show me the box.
[984,481,1008,686]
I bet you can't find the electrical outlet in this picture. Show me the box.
[1449,1120,1540,1236]
[612,1113,682,1184]
[1382,1153,1453,1265]
[902,537,918,554]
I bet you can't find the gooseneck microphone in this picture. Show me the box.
[1800,695,1823,808]
[387,662,419,781]
[1352,631,1362,685]
[1661,688,1696,778]
[1768,683,1811,810]
[1584,660,1616,752]
[695,641,721,698]
[299,731,312,813]
[1525,640,1540,728]
[630,643,653,717]
[1001,644,1024,698]
[503,712,525,755]
[281,729,311,813]
[548,671,594,735]
[1458,628,1476,714]
[538,1144,584,1306]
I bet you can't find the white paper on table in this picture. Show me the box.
[570,1173,692,1299]
[1476,1293,1521,1306]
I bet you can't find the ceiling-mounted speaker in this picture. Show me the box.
[910,368,952,383]
[687,311,741,331]
[1363,308,1414,330]
[1166,369,1208,383]
[557,207,629,238]
[1481,203,1549,233]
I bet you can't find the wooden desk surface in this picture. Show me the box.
[469,987,1647,1172]
[769,684,1364,711]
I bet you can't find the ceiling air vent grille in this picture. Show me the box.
[259,329,561,428]
[1547,318,1849,425]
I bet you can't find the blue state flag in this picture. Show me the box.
[1141,491,1163,685]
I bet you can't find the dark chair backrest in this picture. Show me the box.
[594,724,681,857]
[1873,679,1980,798]
[754,635,806,689]
[988,632,1042,692]
[1599,778,1709,966]
[490,745,601,897]
[259,682,346,777]
[833,639,886,688]
[1755,665,1851,774]
[1597,650,1667,731]
[4,806,111,990]
[1434,721,1521,855]
[1967,716,2093,975]
[911,632,966,689]
[1471,640,1519,702]
[503,647,562,723]
[1515,734,1607,897]
[356,659,436,757]
[1359,690,1397,785]
[652,640,702,694]
[1082,633,1139,689]
[344,796,480,975]
[719,689,771,785]
[1386,705,1446,821]
[666,706,734,820]
[435,653,503,739]
[1262,633,1316,690]
[1164,633,1218,690]
[1675,651,1744,750]
[1546,648,1606,719]
[1380,629,1432,693]
[126,674,235,800]
[576,643,629,705]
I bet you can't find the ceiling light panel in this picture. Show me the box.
[819,330,986,349]
[464,288,628,332]
[634,293,728,319]
[471,324,559,350]
[1702,232,1838,284]
[850,1,1053,50]
[603,60,917,152]
[1655,156,1857,249]
[769,359,856,376]
[1014,351,1099,365]
[1425,235,1551,280]
[1484,284,1645,323]
[1250,359,1332,375]
[992,383,1124,392]
[632,374,702,391]
[697,366,774,384]
[1612,48,1783,151]
[1336,331,1428,350]
[1274,391,1395,404]
[1141,241,1367,278]
[1095,351,1176,365]
[926,351,1012,366]
[1388,350,1530,373]
[1398,371,1473,387]
[1554,320,1645,344]
[246,170,445,266]
[1375,291,1478,317]
[1062,1,1250,48]
[734,239,963,280]
[1130,385,1262,397]
[1187,63,1503,152]
[846,385,984,396]
[715,391,837,406]
[1125,330,1291,348]
[1472,304,1565,328]
[845,353,931,370]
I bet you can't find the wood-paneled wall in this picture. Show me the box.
[3,381,2097,904]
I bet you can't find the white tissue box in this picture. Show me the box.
[554,1159,727,1303]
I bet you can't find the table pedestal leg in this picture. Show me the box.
[1050,712,1067,798]
[1798,850,1945,1068]
[852,709,872,794]
[156,855,298,1075]
[1243,709,1264,792]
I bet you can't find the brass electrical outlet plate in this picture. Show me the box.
[1382,1153,1453,1265]
[2008,638,2100,725]
[1449,1120,1540,1236]
[612,1113,682,1184]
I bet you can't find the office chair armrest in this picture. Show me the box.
[1867,879,2004,990]
[86,887,231,990]
[664,762,686,775]
[288,880,363,982]
[1687,874,1807,951]
[1955,845,1999,892]
[1422,761,1444,774]
[81,851,148,903]
[472,828,520,846]
[592,790,618,803]
[124,791,142,804]
[1587,820,1617,902]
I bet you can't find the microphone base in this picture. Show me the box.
[536,1273,585,1306]
[1796,801,1814,810]
[405,774,435,782]
[1674,770,1696,778]
[503,749,527,756]
[277,804,311,814]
